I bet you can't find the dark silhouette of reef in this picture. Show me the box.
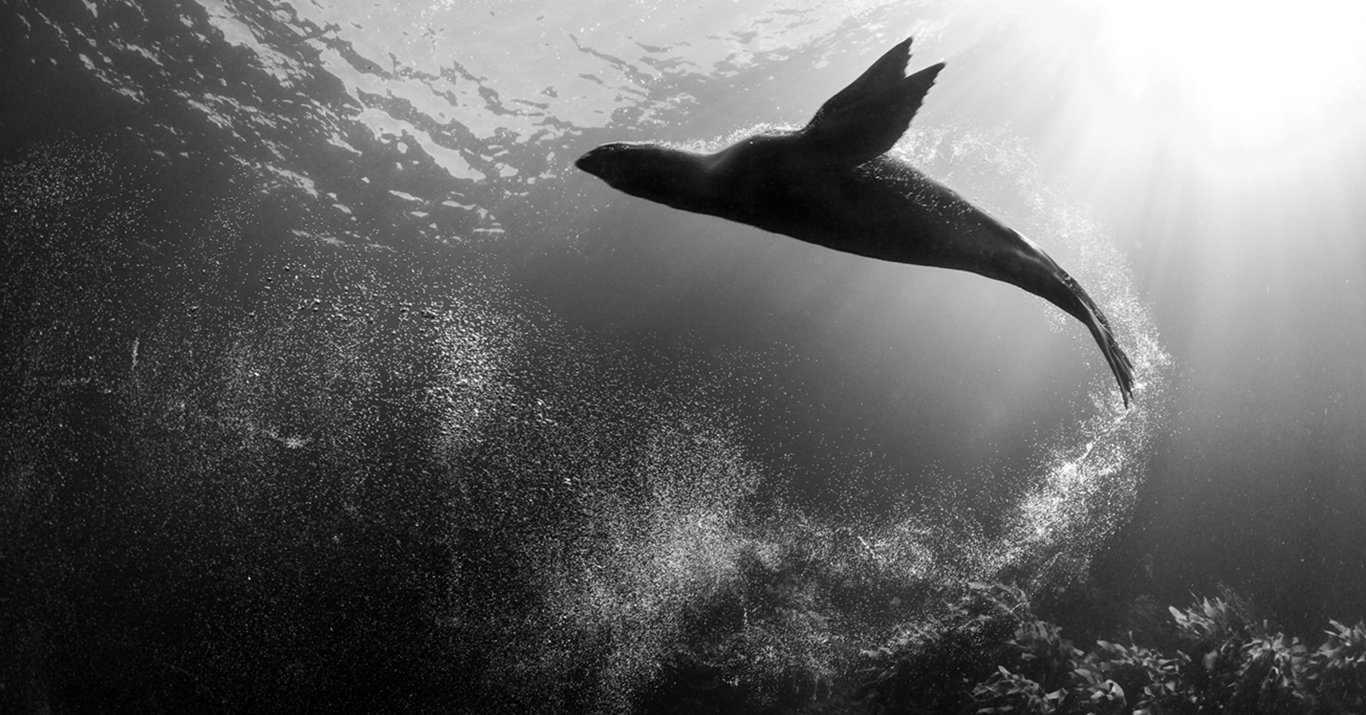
[640,582,1366,715]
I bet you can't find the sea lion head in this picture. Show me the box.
[576,142,711,210]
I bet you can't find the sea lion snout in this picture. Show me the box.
[575,142,633,179]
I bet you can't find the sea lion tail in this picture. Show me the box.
[1054,267,1135,408]
[1001,232,1135,407]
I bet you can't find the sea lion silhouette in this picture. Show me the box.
[577,37,1134,407]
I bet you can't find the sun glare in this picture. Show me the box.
[1097,0,1366,156]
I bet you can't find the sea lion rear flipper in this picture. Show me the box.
[998,233,1136,407]
[801,37,944,166]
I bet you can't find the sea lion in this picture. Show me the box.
[576,37,1135,407]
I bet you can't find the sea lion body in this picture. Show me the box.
[577,38,1135,406]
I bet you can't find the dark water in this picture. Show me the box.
[3,0,1364,712]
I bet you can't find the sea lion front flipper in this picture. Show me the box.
[800,37,944,166]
